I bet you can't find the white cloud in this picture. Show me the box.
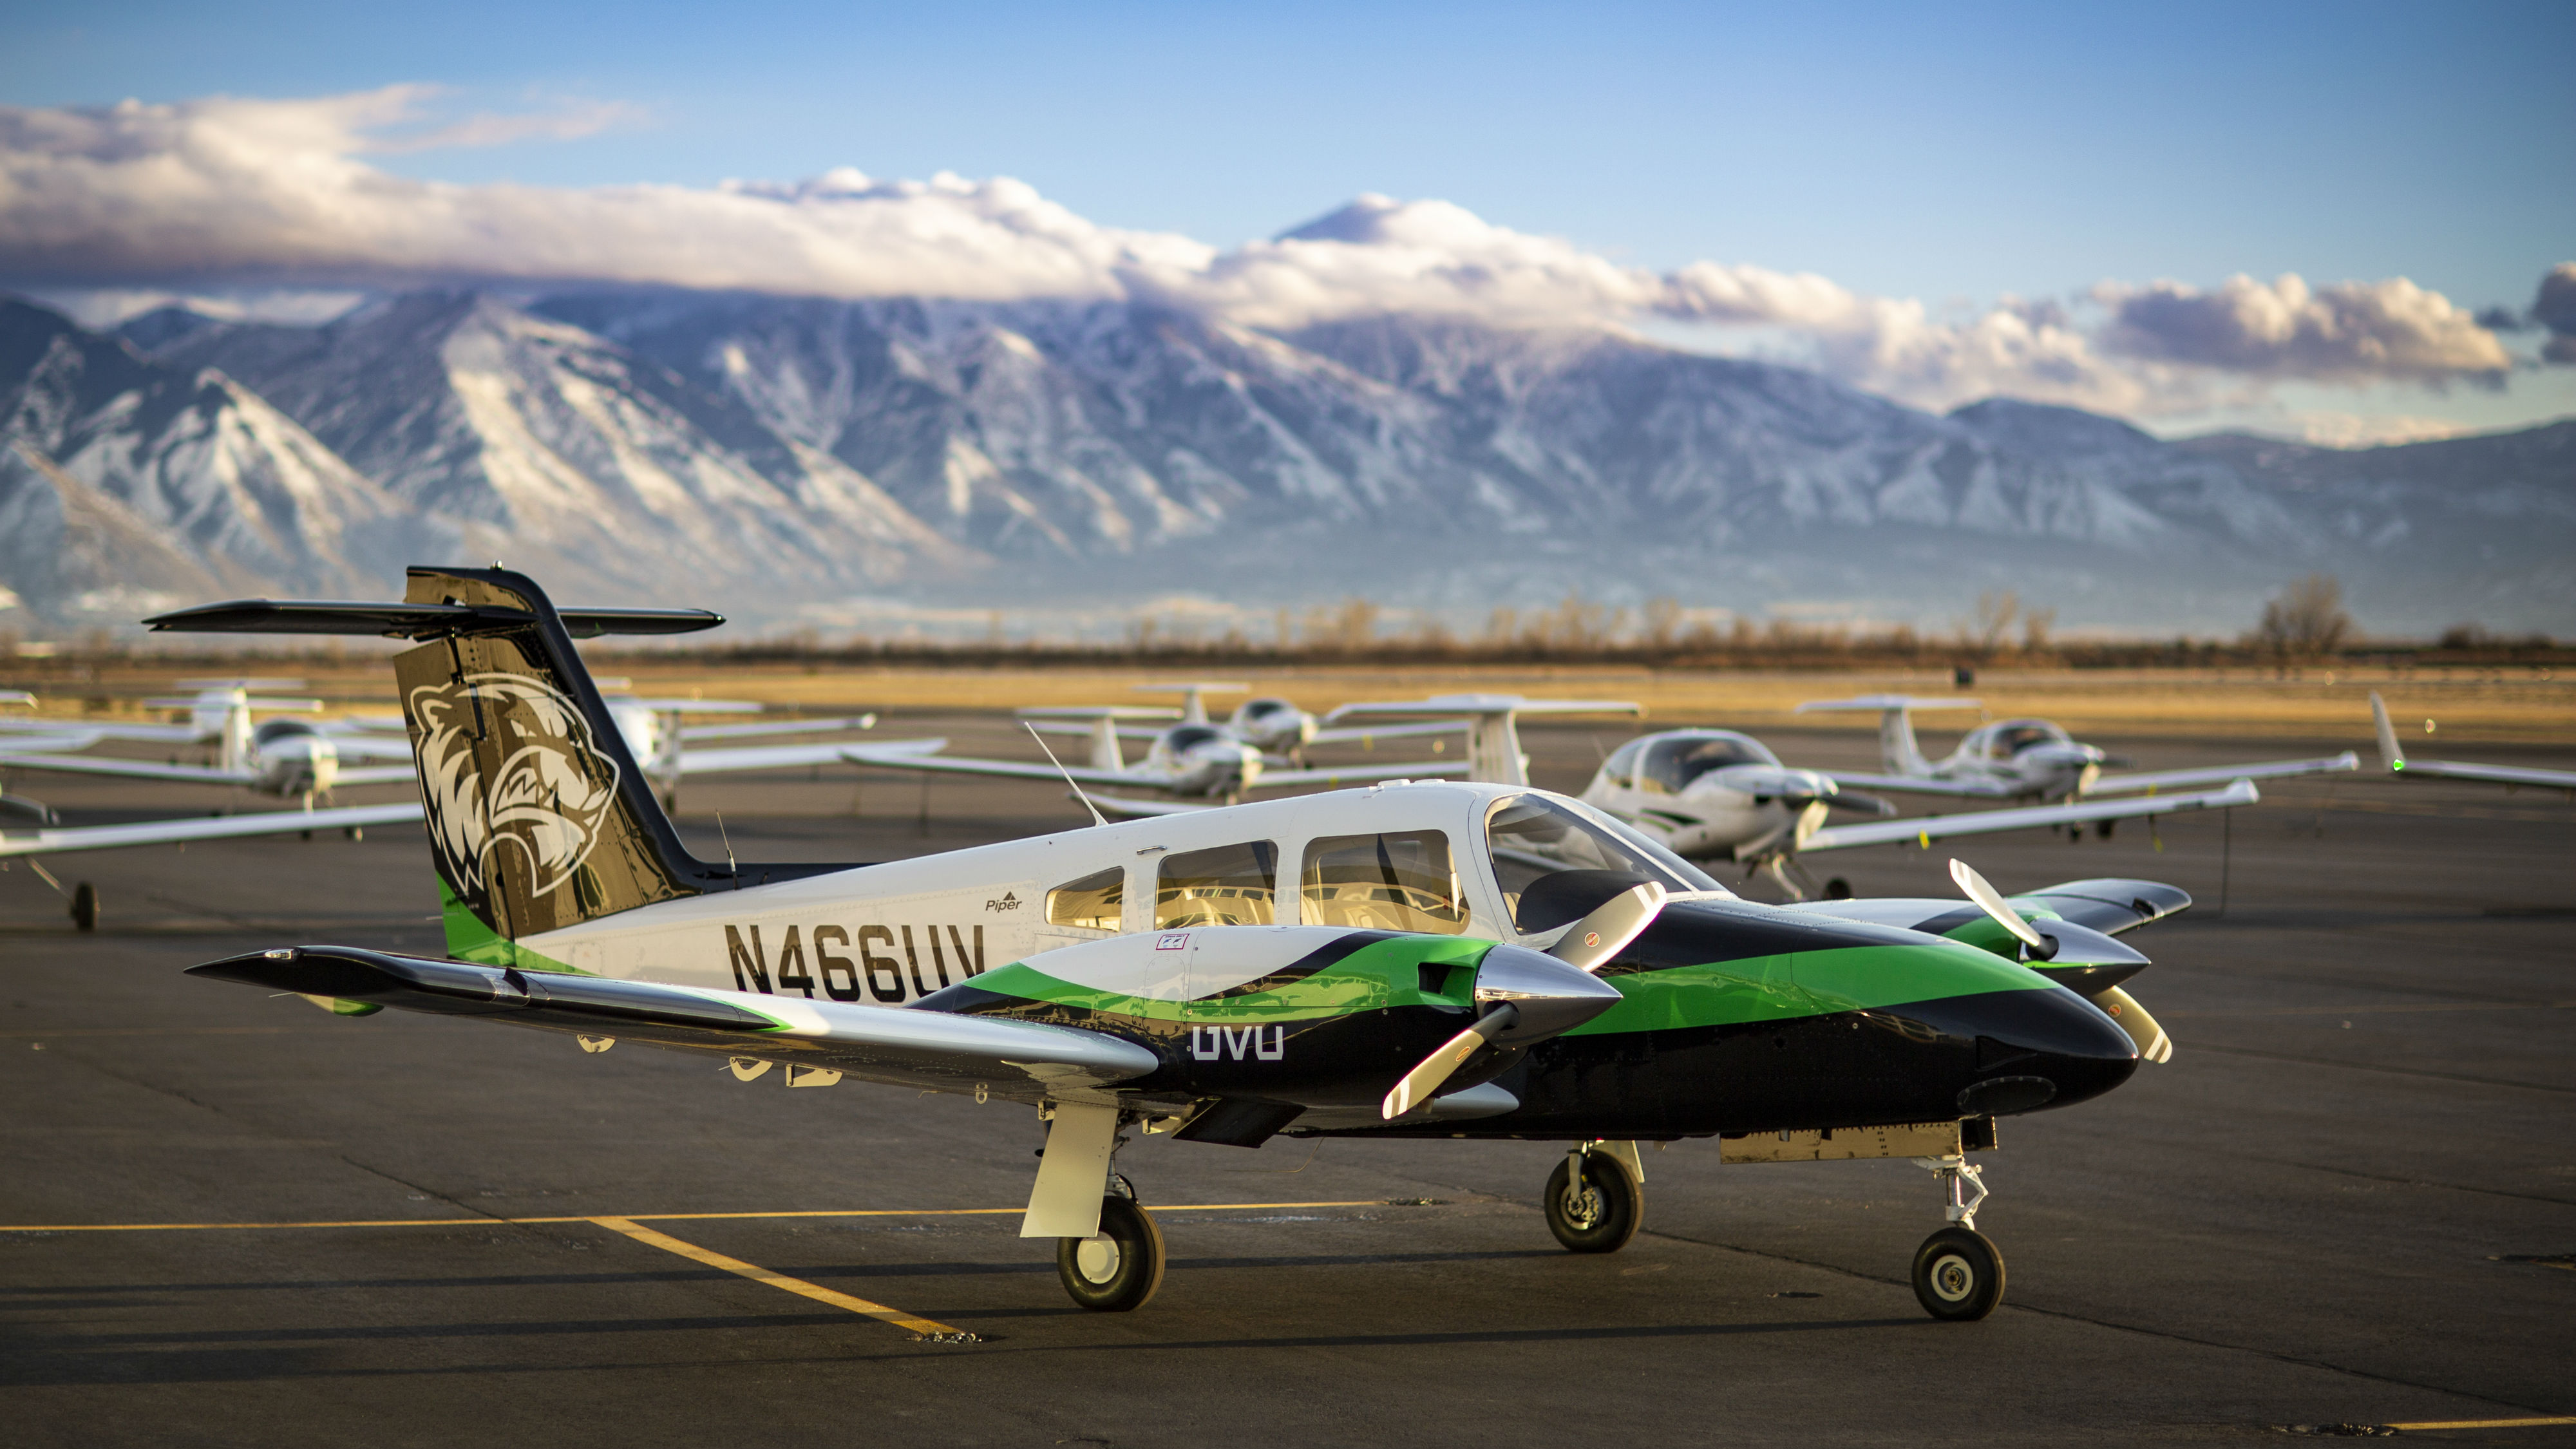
[2097,273,2510,383]
[0,87,2521,419]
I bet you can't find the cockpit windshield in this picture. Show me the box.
[1984,721,2069,757]
[1165,724,1223,752]
[1484,793,1727,927]
[1242,697,1296,719]
[1636,732,1780,793]
[252,719,320,745]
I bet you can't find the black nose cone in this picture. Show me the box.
[1896,985,2140,1115]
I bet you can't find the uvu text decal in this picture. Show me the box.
[723,923,984,1001]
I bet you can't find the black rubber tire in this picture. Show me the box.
[1544,1153,1642,1253]
[1057,1196,1165,1312]
[1823,878,1853,900]
[70,882,99,933]
[1911,1226,2005,1321]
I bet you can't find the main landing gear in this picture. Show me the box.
[1910,1155,2003,1320]
[1057,1192,1166,1311]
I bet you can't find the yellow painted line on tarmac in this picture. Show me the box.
[589,1215,961,1338]
[2383,1416,2576,1431]
[0,1201,1391,1232]
[2164,1001,2576,1019]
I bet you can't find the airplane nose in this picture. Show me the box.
[1880,984,2139,1116]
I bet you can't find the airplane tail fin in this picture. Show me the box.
[2370,692,2405,772]
[146,566,841,965]
[1795,696,1974,777]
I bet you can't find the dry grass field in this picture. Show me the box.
[11,658,2566,744]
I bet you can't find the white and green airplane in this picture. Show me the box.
[148,567,2199,1323]
[1797,695,2358,803]
[2371,691,2576,792]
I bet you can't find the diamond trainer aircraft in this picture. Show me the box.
[1580,726,2260,898]
[156,567,2192,1323]
[1798,695,2357,804]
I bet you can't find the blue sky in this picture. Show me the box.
[5,0,2570,439]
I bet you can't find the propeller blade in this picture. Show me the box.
[1949,858,2050,955]
[1548,881,1667,972]
[1382,1005,1519,1120]
[2090,984,2173,1063]
[1381,945,1624,1119]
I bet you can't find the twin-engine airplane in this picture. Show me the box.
[584,679,911,811]
[1797,696,2357,804]
[0,679,420,804]
[2371,692,2576,793]
[157,567,2188,1324]
[1580,727,2260,897]
[1056,682,1471,766]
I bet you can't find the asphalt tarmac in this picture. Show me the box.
[3,716,2572,1447]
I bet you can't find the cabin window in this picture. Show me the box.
[1300,830,1469,934]
[1045,866,1124,931]
[1155,840,1278,928]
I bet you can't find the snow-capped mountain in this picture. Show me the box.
[147,292,976,603]
[0,299,426,623]
[5,286,2562,634]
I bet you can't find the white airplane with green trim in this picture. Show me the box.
[157,565,2199,1323]
[2371,691,2576,793]
[1796,694,2356,804]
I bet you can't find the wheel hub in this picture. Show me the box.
[1927,1252,1975,1302]
[1075,1236,1122,1283]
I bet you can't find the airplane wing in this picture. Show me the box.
[677,714,878,743]
[1026,720,1166,741]
[840,745,1139,789]
[0,730,106,754]
[679,737,945,776]
[0,721,198,744]
[1249,761,1474,788]
[1090,794,1217,818]
[186,945,1157,1099]
[319,735,417,762]
[0,753,251,786]
[1819,770,2020,799]
[1803,779,2260,853]
[0,802,425,858]
[2086,752,2358,795]
[2384,757,2576,790]
[331,765,423,786]
[1309,719,1471,745]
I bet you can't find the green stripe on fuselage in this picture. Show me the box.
[439,880,583,974]
[966,933,1493,1022]
[1569,939,2050,1035]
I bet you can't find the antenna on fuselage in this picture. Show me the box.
[1026,723,1109,828]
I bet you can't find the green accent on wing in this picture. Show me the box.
[966,933,1494,1022]
[1567,940,2050,1036]
[439,880,583,974]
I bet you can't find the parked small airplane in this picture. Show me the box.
[585,679,906,810]
[1797,696,2357,802]
[155,567,2189,1323]
[850,696,1459,810]
[0,688,419,802]
[1580,726,2261,897]
[1081,683,1466,765]
[2371,692,2576,792]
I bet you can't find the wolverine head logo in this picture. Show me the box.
[410,672,620,916]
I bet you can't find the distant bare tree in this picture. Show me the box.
[1642,598,1684,650]
[2021,605,2057,656]
[1958,591,2020,659]
[2253,574,2354,657]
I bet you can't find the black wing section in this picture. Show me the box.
[145,598,723,639]
[2012,878,2194,936]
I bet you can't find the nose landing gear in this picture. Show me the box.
[1543,1141,1643,1253]
[1911,1154,2003,1320]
